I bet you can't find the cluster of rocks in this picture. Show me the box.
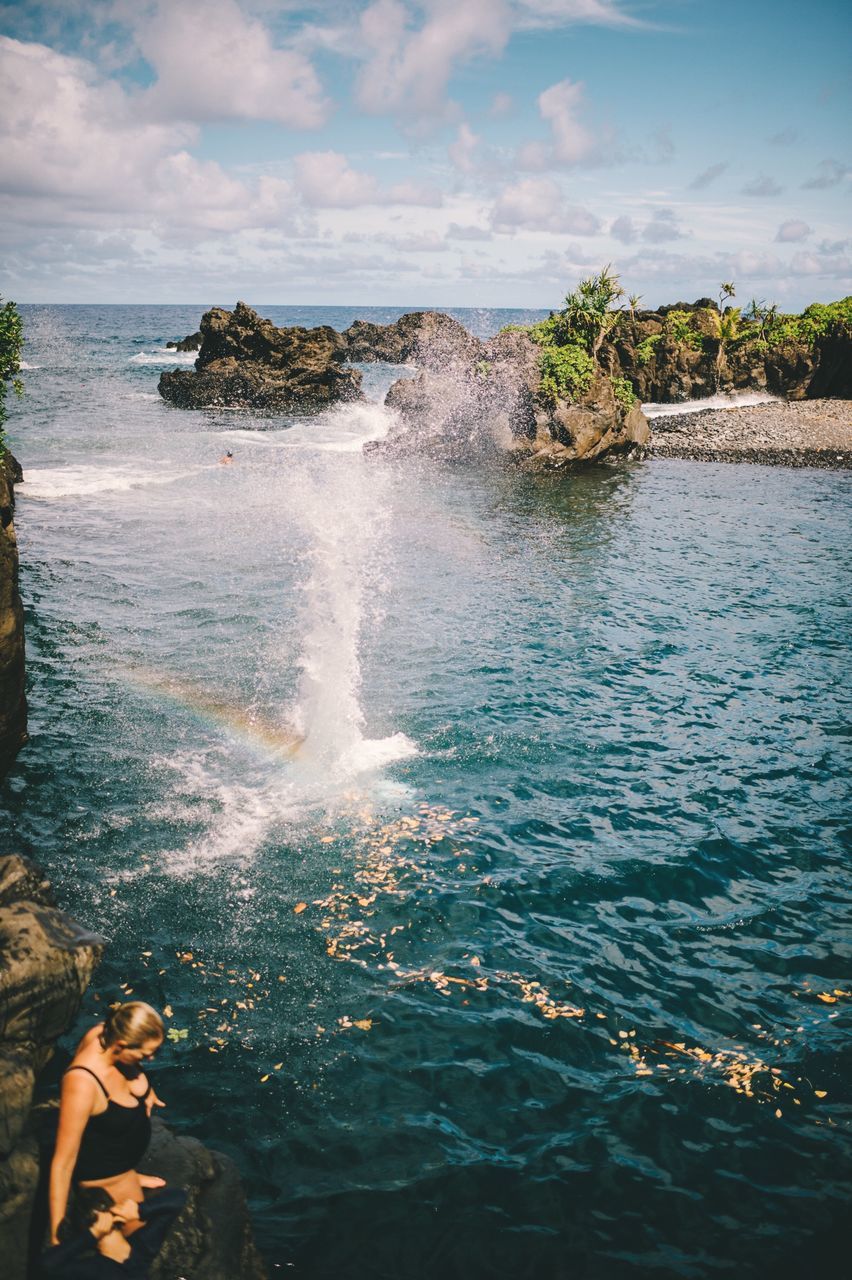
[159,302,359,410]
[599,298,852,404]
[649,398,852,469]
[160,304,649,468]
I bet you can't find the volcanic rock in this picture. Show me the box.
[0,453,26,776]
[166,331,202,352]
[510,373,650,470]
[159,302,361,410]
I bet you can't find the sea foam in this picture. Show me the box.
[642,390,781,419]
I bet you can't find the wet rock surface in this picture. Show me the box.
[0,856,103,1280]
[166,331,202,352]
[0,453,26,778]
[159,302,361,410]
[649,399,852,468]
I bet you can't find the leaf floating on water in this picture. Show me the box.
[294,903,308,914]
[274,1063,283,1071]
[816,993,836,1004]
[814,1090,827,1098]
[166,1027,188,1042]
[775,1109,782,1118]
[353,1019,373,1031]
[320,836,335,844]
[260,1074,270,1083]
[163,1004,174,1019]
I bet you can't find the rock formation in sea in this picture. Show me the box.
[0,453,26,775]
[159,301,361,410]
[166,330,202,352]
[354,313,649,466]
[0,855,268,1280]
[598,297,852,403]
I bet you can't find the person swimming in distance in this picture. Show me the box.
[42,1185,187,1279]
[219,450,234,464]
[49,1003,167,1247]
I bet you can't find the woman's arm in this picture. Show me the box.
[48,1072,96,1244]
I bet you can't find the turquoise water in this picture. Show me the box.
[2,305,850,1278]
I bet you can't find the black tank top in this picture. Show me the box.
[66,1065,152,1181]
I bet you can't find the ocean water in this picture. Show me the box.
[1,304,850,1279]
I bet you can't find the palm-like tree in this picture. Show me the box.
[562,265,625,355]
[718,281,736,313]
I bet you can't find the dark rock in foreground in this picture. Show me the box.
[159,302,361,410]
[0,453,26,775]
[0,855,102,1280]
[0,855,267,1280]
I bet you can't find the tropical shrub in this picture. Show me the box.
[537,343,595,405]
[0,297,24,458]
[610,375,637,411]
[635,333,662,365]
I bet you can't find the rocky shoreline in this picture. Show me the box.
[649,398,852,469]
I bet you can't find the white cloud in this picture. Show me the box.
[0,35,312,237]
[447,222,493,241]
[776,219,812,243]
[293,151,380,207]
[448,123,480,173]
[517,77,607,170]
[491,176,600,233]
[512,0,641,28]
[641,207,686,243]
[490,91,514,116]
[354,0,509,120]
[132,0,329,127]
[292,151,443,208]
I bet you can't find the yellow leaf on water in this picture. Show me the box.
[320,836,335,844]
[775,1109,782,1118]
[163,1005,173,1019]
[294,903,308,914]
[274,1063,283,1070]
[814,1090,827,1098]
[260,1074,270,1083]
[816,994,836,1004]
[353,1019,373,1031]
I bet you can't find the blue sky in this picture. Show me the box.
[1,0,849,307]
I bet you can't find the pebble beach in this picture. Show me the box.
[649,398,852,469]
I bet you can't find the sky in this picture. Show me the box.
[1,0,850,308]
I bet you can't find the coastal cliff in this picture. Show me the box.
[0,454,26,775]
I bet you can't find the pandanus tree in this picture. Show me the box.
[560,265,625,355]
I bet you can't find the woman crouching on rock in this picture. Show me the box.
[49,1002,167,1245]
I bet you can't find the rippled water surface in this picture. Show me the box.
[2,305,850,1278]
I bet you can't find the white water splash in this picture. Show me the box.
[643,390,781,419]
[128,349,197,365]
[286,425,417,785]
[20,463,201,499]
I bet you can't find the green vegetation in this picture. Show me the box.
[664,310,703,349]
[635,333,662,365]
[560,265,625,356]
[0,297,24,458]
[538,344,595,406]
[610,375,637,411]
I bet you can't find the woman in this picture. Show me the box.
[49,1002,168,1246]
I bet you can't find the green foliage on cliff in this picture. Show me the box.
[538,343,595,406]
[0,297,24,456]
[610,375,637,411]
[664,310,703,349]
[635,333,662,365]
[560,266,625,356]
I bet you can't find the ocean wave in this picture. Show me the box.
[20,464,199,499]
[643,391,781,419]
[128,349,197,365]
[19,360,41,370]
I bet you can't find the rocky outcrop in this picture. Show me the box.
[159,302,361,410]
[0,453,26,776]
[166,331,202,352]
[0,856,267,1280]
[0,856,102,1280]
[344,311,480,368]
[370,324,648,465]
[600,300,852,403]
[145,1121,266,1280]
